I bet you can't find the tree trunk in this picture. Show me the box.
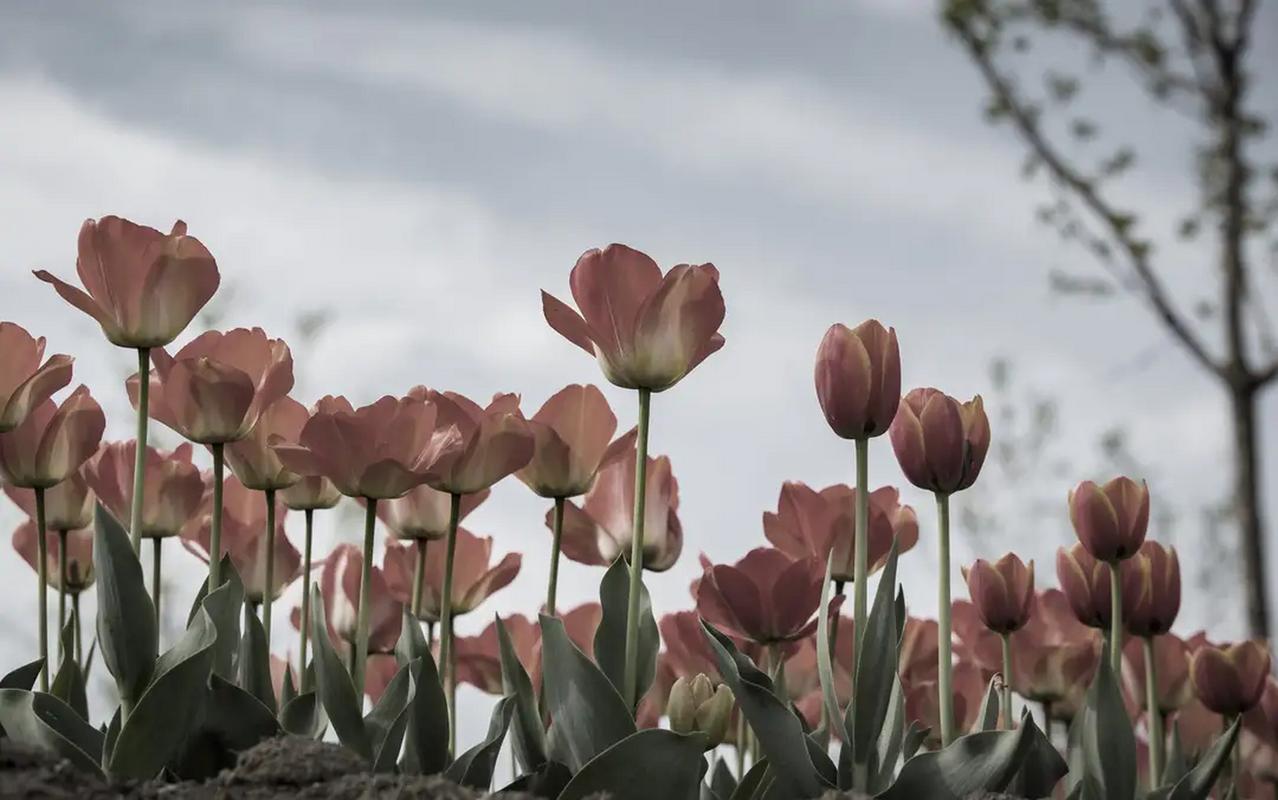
[1231,383,1269,638]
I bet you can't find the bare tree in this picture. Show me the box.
[941,0,1278,635]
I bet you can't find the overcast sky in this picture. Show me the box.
[2,1,1276,743]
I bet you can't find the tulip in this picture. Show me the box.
[963,554,1034,729]
[696,547,824,647]
[814,320,901,440]
[455,604,601,694]
[383,530,520,623]
[1125,632,1194,777]
[0,387,104,690]
[1191,640,1271,717]
[0,322,73,433]
[272,391,461,699]
[12,520,94,667]
[668,674,734,748]
[542,243,725,710]
[1055,543,1120,629]
[303,544,403,665]
[900,616,941,686]
[1244,678,1278,780]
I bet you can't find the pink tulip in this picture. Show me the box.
[554,442,683,571]
[1191,640,1271,716]
[0,322,73,433]
[763,481,917,584]
[963,553,1035,635]
[84,440,205,539]
[273,393,461,500]
[517,384,627,498]
[374,485,489,541]
[900,616,941,685]
[889,388,990,495]
[541,243,726,391]
[455,604,601,695]
[1122,541,1180,637]
[1123,633,1194,715]
[12,521,94,593]
[814,320,901,440]
[127,328,294,444]
[1068,477,1150,563]
[34,216,219,348]
[0,388,105,489]
[383,530,520,623]
[1056,543,1123,629]
[416,389,533,496]
[904,660,987,746]
[4,468,92,532]
[305,543,403,656]
[225,395,310,491]
[696,547,824,645]
[183,475,300,602]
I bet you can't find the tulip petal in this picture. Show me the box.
[33,269,120,341]
[541,290,596,355]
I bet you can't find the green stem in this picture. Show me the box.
[34,488,48,692]
[1109,562,1123,675]
[262,489,276,647]
[299,508,314,692]
[208,444,225,591]
[1144,636,1164,784]
[151,537,162,638]
[936,492,955,746]
[1229,714,1241,795]
[57,529,67,662]
[412,538,428,619]
[352,498,377,698]
[735,712,747,778]
[1041,700,1053,741]
[1000,633,1014,730]
[547,497,565,615]
[622,387,652,710]
[852,438,870,676]
[130,347,150,556]
[72,592,81,668]
[439,492,462,757]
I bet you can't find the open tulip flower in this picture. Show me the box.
[376,485,488,544]
[85,441,204,540]
[696,547,824,648]
[0,322,73,433]
[763,481,918,588]
[814,319,901,441]
[417,389,533,497]
[383,530,520,624]
[4,468,92,534]
[1191,640,1271,717]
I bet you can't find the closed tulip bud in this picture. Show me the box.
[1191,640,1270,716]
[1122,541,1180,638]
[889,388,990,495]
[667,674,733,748]
[1056,543,1118,629]
[1068,477,1149,563]
[0,322,73,433]
[814,320,901,440]
[964,553,1035,635]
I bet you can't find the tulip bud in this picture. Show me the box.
[1068,477,1149,563]
[1122,541,1180,638]
[814,320,901,440]
[963,553,1035,635]
[667,674,734,748]
[1055,543,1114,629]
[1190,640,1270,716]
[888,388,990,495]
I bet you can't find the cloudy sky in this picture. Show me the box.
[1,1,1276,743]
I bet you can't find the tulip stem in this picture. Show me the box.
[34,488,48,691]
[623,387,652,711]
[439,492,463,757]
[735,713,747,777]
[1000,633,1014,730]
[936,492,955,746]
[130,347,150,556]
[72,592,81,668]
[1041,701,1053,742]
[208,443,225,592]
[547,497,565,615]
[412,538,429,619]
[352,497,377,701]
[151,538,163,637]
[1108,563,1123,675]
[299,509,314,692]
[852,438,870,677]
[1143,637,1164,783]
[262,489,276,648]
[57,529,68,662]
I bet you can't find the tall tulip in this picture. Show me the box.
[36,216,219,561]
[85,440,205,628]
[272,392,460,703]
[1119,540,1180,778]
[0,322,73,433]
[542,243,725,711]
[696,548,824,649]
[964,554,1035,728]
[0,387,104,690]
[127,327,293,593]
[889,386,989,746]
[518,384,627,613]
[1191,639,1270,794]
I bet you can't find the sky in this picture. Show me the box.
[1,0,1276,747]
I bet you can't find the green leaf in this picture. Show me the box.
[167,674,281,779]
[594,556,660,709]
[396,610,448,774]
[308,584,369,759]
[540,613,635,771]
[280,691,326,739]
[106,605,218,780]
[0,689,104,773]
[0,658,45,690]
[1005,712,1070,798]
[499,760,572,796]
[365,659,415,773]
[51,618,88,720]
[194,560,243,679]
[443,694,515,790]
[280,664,298,708]
[868,674,906,792]
[701,621,835,798]
[850,540,900,771]
[902,721,929,761]
[497,615,546,772]
[1161,722,1187,787]
[814,553,843,743]
[878,713,1051,800]
[557,729,707,800]
[93,503,157,705]
[730,758,771,800]
[237,603,276,714]
[1149,717,1240,800]
[710,756,738,800]
[1074,647,1137,800]
[975,674,1001,732]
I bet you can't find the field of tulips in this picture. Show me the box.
[0,218,1272,799]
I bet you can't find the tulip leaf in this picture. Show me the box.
[702,620,836,798]
[594,556,660,711]
[51,618,88,720]
[365,659,415,773]
[94,503,157,706]
[167,674,281,779]
[1006,711,1071,797]
[0,658,45,690]
[396,610,448,774]
[710,756,738,800]
[869,674,907,792]
[730,758,771,800]
[500,760,572,797]
[1148,717,1240,800]
[815,553,843,743]
[280,691,327,739]
[557,729,707,800]
[280,664,298,708]
[308,585,370,760]
[975,674,1002,732]
[1073,647,1137,800]
[443,694,516,789]
[105,605,218,780]
[1161,723,1188,787]
[192,559,242,679]
[540,613,636,771]
[902,721,929,761]
[496,615,547,772]
[0,689,104,773]
[238,603,276,714]
[850,540,901,772]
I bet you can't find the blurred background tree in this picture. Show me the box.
[941,0,1278,636]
